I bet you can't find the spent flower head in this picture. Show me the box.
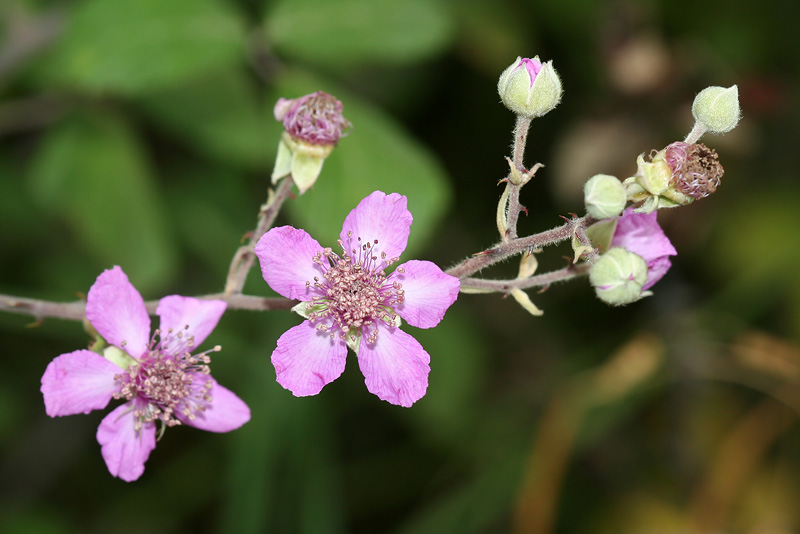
[272,91,352,194]
[623,142,724,212]
[254,191,460,407]
[40,267,250,482]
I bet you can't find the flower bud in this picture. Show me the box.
[692,85,741,134]
[590,247,649,306]
[584,174,627,219]
[271,91,352,194]
[497,56,563,118]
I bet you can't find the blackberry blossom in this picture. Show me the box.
[254,191,460,407]
[40,267,250,482]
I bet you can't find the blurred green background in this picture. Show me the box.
[1,0,798,532]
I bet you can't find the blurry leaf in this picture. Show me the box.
[27,111,174,291]
[165,163,257,277]
[137,69,276,170]
[272,69,452,256]
[36,0,244,95]
[265,0,454,67]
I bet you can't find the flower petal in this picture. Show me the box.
[96,402,157,482]
[271,320,347,397]
[255,226,325,301]
[391,260,460,329]
[178,376,251,433]
[611,209,677,263]
[156,296,226,354]
[643,256,673,290]
[40,350,122,417]
[86,266,151,359]
[340,191,412,269]
[357,323,430,407]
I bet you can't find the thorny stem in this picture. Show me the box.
[502,116,534,241]
[223,176,295,297]
[0,293,294,323]
[447,215,594,280]
[460,263,590,292]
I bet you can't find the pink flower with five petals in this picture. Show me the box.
[40,266,250,482]
[254,191,460,407]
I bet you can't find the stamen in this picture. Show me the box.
[304,234,404,344]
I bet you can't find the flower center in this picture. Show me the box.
[305,233,404,343]
[114,328,218,433]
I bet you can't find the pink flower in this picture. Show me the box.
[254,191,460,407]
[273,91,352,146]
[40,266,250,482]
[611,208,677,290]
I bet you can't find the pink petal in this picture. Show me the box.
[41,350,122,417]
[643,256,673,290]
[178,376,251,432]
[96,402,157,482]
[612,209,677,264]
[340,191,412,270]
[156,296,226,354]
[391,260,460,329]
[271,320,347,397]
[357,323,430,407]
[86,266,151,359]
[255,226,325,301]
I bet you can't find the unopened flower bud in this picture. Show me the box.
[589,247,649,306]
[271,91,352,194]
[584,174,627,219]
[497,56,563,118]
[692,85,741,134]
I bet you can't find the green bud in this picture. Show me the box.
[497,56,563,118]
[584,174,627,219]
[691,85,741,134]
[589,247,650,306]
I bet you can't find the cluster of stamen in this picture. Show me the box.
[114,327,218,433]
[305,232,405,344]
[665,141,724,198]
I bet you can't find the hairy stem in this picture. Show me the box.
[504,116,533,240]
[224,176,295,296]
[447,215,593,280]
[460,263,590,292]
[0,293,294,322]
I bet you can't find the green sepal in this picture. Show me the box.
[104,345,135,370]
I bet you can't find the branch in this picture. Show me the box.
[460,263,590,292]
[0,292,294,322]
[223,176,295,296]
[447,215,594,280]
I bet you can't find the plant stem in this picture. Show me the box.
[0,293,294,322]
[223,176,295,296]
[460,263,590,292]
[446,215,592,280]
[503,116,533,240]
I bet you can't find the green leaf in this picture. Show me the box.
[266,0,454,67]
[27,111,175,292]
[37,0,244,95]
[273,70,452,256]
[136,69,275,169]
